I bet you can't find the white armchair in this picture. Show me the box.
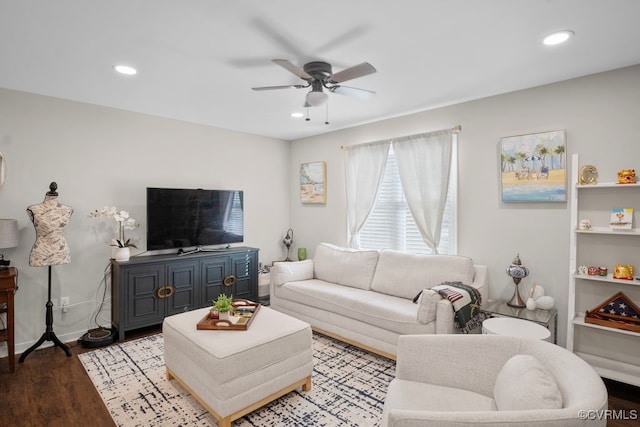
[382,335,608,427]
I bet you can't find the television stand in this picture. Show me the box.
[177,245,231,256]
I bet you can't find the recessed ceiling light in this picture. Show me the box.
[290,112,304,118]
[114,65,137,75]
[543,30,574,46]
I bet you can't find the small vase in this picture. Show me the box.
[298,247,307,261]
[219,311,231,321]
[113,247,131,261]
[526,297,537,311]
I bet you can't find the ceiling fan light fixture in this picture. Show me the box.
[543,30,574,46]
[305,90,328,107]
[290,112,304,118]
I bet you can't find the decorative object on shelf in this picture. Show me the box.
[578,219,592,230]
[526,282,539,310]
[610,207,633,230]
[506,254,529,307]
[616,169,636,184]
[0,219,19,270]
[535,296,555,310]
[578,164,598,185]
[587,266,598,276]
[89,206,139,261]
[297,247,307,261]
[585,292,640,332]
[613,264,634,280]
[282,228,293,261]
[577,265,588,275]
[300,161,327,204]
[499,130,567,203]
[597,267,608,276]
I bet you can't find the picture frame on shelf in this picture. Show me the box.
[610,208,633,230]
[300,161,327,204]
[499,130,567,202]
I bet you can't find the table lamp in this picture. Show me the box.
[0,219,19,270]
[506,254,529,307]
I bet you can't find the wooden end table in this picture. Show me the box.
[0,267,17,372]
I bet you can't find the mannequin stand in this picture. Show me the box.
[19,266,71,363]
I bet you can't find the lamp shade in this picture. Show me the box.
[0,219,19,249]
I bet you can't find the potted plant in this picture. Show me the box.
[212,293,234,320]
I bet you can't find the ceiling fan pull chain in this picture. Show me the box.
[325,102,329,125]
[305,107,310,122]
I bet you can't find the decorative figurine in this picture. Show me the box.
[578,265,588,275]
[536,296,555,310]
[598,267,608,276]
[506,254,529,307]
[588,266,598,276]
[578,164,598,185]
[578,219,592,230]
[617,169,636,184]
[613,264,634,280]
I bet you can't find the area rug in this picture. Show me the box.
[79,332,395,426]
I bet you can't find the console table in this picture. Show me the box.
[111,247,259,341]
[480,299,558,344]
[0,267,17,372]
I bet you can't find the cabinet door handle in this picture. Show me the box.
[223,274,237,287]
[157,286,175,299]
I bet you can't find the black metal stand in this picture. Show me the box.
[19,266,71,363]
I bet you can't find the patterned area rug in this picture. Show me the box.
[79,332,395,426]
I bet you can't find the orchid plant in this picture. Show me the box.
[89,206,139,248]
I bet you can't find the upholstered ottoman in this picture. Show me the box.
[163,306,313,427]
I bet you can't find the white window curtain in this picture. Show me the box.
[344,141,391,248]
[393,129,454,254]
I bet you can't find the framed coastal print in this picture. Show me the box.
[499,130,567,202]
[300,161,326,204]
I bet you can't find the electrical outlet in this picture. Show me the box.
[61,296,70,313]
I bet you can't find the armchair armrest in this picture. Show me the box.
[270,259,314,286]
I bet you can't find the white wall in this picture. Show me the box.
[0,88,290,356]
[289,64,640,346]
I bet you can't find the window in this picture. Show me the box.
[359,139,457,254]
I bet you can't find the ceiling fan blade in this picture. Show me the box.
[329,85,376,100]
[272,59,312,80]
[252,84,307,91]
[328,62,376,83]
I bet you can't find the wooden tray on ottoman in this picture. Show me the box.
[197,300,261,331]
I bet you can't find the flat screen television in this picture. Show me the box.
[146,187,244,251]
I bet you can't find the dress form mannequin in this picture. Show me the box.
[19,182,73,363]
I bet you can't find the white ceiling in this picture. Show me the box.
[1,1,639,141]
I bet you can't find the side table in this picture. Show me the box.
[480,299,557,344]
[0,267,17,372]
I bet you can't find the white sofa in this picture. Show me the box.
[382,334,608,426]
[270,243,488,358]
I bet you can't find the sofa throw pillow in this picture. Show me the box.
[494,354,563,411]
[313,243,379,290]
[416,289,441,324]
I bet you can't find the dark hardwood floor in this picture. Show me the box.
[1,328,639,426]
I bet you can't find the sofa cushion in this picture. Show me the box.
[370,249,475,299]
[494,354,563,411]
[274,279,437,335]
[416,289,441,324]
[271,260,314,286]
[313,243,379,290]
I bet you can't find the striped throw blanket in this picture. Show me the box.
[432,281,482,331]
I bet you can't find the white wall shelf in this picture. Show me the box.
[567,154,640,387]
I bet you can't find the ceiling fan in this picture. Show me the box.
[252,59,376,107]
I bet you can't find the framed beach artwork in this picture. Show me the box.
[300,161,326,204]
[499,130,567,202]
